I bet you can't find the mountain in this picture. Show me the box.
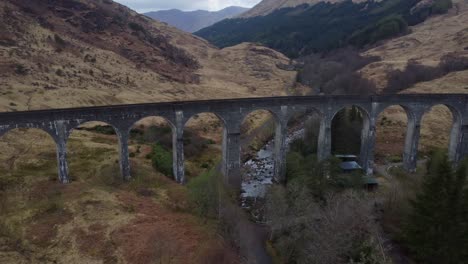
[0,0,296,112]
[238,0,369,18]
[144,6,249,33]
[197,0,454,58]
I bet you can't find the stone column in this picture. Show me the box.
[452,124,468,163]
[359,115,377,175]
[274,108,288,183]
[53,121,70,184]
[0,127,7,138]
[117,129,131,181]
[318,116,332,161]
[403,110,424,172]
[172,111,185,184]
[222,128,241,189]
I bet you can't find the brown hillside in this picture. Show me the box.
[0,0,296,111]
[361,0,468,161]
[361,0,468,92]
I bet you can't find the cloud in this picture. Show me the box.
[114,0,261,12]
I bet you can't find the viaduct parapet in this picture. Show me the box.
[1,94,467,189]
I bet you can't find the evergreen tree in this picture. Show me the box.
[403,151,468,263]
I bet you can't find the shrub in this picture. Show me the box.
[14,64,29,75]
[266,188,391,264]
[151,143,173,178]
[297,48,378,95]
[55,69,65,77]
[187,169,219,218]
[384,54,468,93]
[432,0,453,14]
[128,22,146,33]
[54,34,66,46]
[439,53,468,73]
[384,60,442,93]
[129,152,136,158]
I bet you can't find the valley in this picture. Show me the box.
[1,0,468,263]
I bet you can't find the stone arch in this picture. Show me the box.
[330,105,371,159]
[126,116,176,180]
[420,104,461,161]
[66,121,120,182]
[182,112,226,181]
[0,127,59,180]
[68,119,120,136]
[331,104,371,123]
[375,103,413,122]
[128,116,176,134]
[184,111,227,129]
[0,125,53,140]
[285,106,323,158]
[374,104,410,164]
[285,105,324,125]
[240,108,282,128]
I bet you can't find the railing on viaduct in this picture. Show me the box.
[1,94,467,189]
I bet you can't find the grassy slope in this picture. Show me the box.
[0,125,238,263]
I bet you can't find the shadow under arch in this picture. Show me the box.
[375,104,410,164]
[330,105,371,161]
[419,103,461,162]
[0,127,58,180]
[66,121,120,183]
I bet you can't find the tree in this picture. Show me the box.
[403,151,468,263]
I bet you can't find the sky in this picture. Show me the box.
[114,0,262,13]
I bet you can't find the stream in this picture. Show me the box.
[241,126,305,205]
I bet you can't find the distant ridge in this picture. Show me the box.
[144,6,249,32]
[238,0,371,18]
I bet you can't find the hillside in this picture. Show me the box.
[196,0,451,57]
[145,6,249,33]
[0,0,296,112]
[238,0,370,18]
[361,0,468,159]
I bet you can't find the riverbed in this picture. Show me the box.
[241,127,305,201]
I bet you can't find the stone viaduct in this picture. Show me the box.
[1,94,467,189]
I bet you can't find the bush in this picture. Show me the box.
[55,69,65,77]
[266,188,391,264]
[432,0,453,14]
[54,34,66,46]
[439,53,468,73]
[297,48,378,95]
[128,22,146,33]
[151,143,173,178]
[14,64,29,75]
[384,54,468,93]
[384,60,442,93]
[187,169,219,218]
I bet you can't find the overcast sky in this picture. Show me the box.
[114,0,261,13]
